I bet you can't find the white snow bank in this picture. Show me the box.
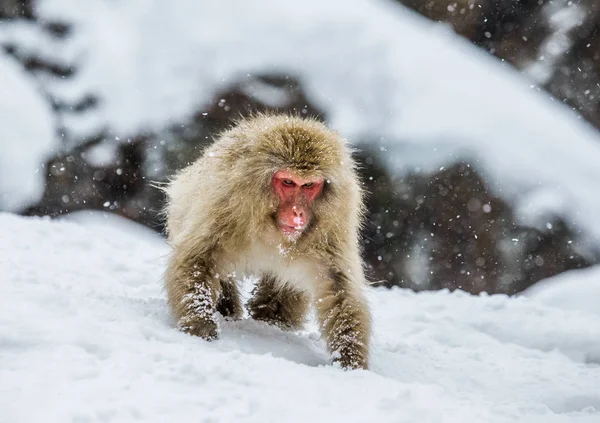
[1,213,599,422]
[524,266,600,317]
[0,53,55,211]
[20,0,600,243]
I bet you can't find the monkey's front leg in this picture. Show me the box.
[165,251,220,341]
[316,270,371,370]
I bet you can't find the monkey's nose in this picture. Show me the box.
[292,207,305,227]
[292,206,304,218]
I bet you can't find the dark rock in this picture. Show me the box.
[0,0,33,20]
[41,21,72,39]
[162,74,325,171]
[394,0,600,133]
[400,0,485,40]
[3,44,75,77]
[357,150,596,294]
[22,73,326,234]
[23,135,164,230]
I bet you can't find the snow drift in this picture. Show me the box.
[0,212,598,422]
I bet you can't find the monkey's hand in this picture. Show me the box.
[316,274,371,370]
[178,313,219,341]
[329,319,369,370]
[177,287,220,341]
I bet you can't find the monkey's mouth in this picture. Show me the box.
[279,223,305,234]
[271,213,309,237]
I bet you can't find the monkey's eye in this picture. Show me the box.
[282,179,296,186]
[303,182,314,188]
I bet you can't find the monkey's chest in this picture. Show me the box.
[229,241,321,294]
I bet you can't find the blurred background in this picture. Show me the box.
[2,0,600,295]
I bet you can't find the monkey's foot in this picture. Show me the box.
[249,306,290,330]
[216,279,243,320]
[247,281,309,330]
[247,300,303,330]
[178,314,219,341]
[216,295,243,320]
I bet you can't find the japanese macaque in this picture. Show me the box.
[164,114,371,369]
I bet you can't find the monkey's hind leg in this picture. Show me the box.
[216,277,243,320]
[165,251,220,341]
[316,270,371,370]
[247,274,309,330]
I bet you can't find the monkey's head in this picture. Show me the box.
[211,115,363,248]
[249,115,361,243]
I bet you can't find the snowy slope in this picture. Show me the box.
[525,266,600,317]
[1,212,599,423]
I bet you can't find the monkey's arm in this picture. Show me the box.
[165,247,221,340]
[315,267,371,370]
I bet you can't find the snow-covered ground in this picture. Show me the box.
[524,265,600,318]
[1,212,598,423]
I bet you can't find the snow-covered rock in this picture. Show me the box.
[0,52,55,211]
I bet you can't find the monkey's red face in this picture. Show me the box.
[272,170,324,236]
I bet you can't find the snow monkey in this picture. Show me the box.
[164,114,371,369]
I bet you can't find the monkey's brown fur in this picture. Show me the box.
[164,114,371,369]
[247,274,310,330]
